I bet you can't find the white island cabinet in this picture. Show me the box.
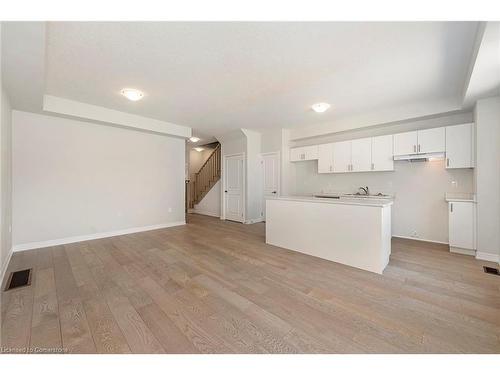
[266,196,393,274]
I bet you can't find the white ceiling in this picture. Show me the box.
[6,22,481,138]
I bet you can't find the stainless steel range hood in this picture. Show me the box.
[393,152,445,162]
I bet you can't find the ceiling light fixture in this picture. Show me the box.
[194,147,204,152]
[311,102,331,113]
[120,88,144,101]
[189,137,200,143]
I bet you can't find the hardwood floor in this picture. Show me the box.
[1,214,499,353]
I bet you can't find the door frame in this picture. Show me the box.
[260,151,281,220]
[221,152,246,223]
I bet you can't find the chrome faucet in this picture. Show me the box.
[358,186,369,195]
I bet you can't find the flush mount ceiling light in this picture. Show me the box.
[120,88,144,101]
[311,102,331,113]
[194,147,204,152]
[189,137,200,143]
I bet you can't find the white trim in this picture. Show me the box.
[12,221,186,252]
[450,246,476,256]
[245,218,265,224]
[191,209,220,218]
[0,248,14,287]
[476,251,500,263]
[391,235,449,245]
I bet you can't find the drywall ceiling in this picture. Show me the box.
[5,22,480,138]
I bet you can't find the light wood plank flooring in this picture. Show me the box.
[1,214,499,353]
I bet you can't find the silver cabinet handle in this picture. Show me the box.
[450,203,453,212]
[418,144,421,152]
[371,163,374,170]
[446,158,450,167]
[413,145,416,153]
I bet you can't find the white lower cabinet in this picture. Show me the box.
[448,201,476,254]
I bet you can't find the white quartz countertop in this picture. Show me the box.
[445,192,476,203]
[267,195,393,207]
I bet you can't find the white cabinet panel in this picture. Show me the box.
[290,145,319,162]
[449,202,475,250]
[351,138,372,172]
[418,127,445,153]
[318,143,334,173]
[393,131,417,156]
[371,135,394,171]
[446,123,473,169]
[333,141,352,173]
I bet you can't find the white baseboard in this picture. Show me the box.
[391,235,448,245]
[12,221,186,252]
[450,247,476,256]
[245,217,264,224]
[0,248,14,287]
[191,209,220,218]
[476,251,500,263]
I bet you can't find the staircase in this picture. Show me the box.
[188,143,221,209]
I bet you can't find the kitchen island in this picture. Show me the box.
[266,196,393,274]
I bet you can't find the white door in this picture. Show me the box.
[371,135,394,171]
[446,123,473,169]
[351,138,372,172]
[224,154,244,222]
[417,127,445,153]
[449,202,475,250]
[318,143,334,173]
[393,131,418,155]
[261,153,280,219]
[333,141,352,173]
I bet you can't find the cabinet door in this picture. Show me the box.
[351,138,372,172]
[290,147,302,162]
[449,202,475,250]
[318,143,334,173]
[417,127,445,153]
[333,141,352,173]
[371,135,394,171]
[393,131,418,155]
[446,123,473,169]
[304,145,319,160]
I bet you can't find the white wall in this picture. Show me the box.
[242,129,263,222]
[289,112,476,244]
[194,180,221,217]
[12,110,186,250]
[474,96,500,262]
[1,25,14,279]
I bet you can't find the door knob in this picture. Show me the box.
[272,191,277,194]
[224,190,228,193]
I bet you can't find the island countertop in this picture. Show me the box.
[266,195,393,207]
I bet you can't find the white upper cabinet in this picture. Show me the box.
[333,141,352,173]
[417,127,445,153]
[394,128,445,155]
[371,135,394,171]
[351,138,372,172]
[290,145,319,162]
[317,143,334,173]
[446,123,474,169]
[393,131,418,156]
